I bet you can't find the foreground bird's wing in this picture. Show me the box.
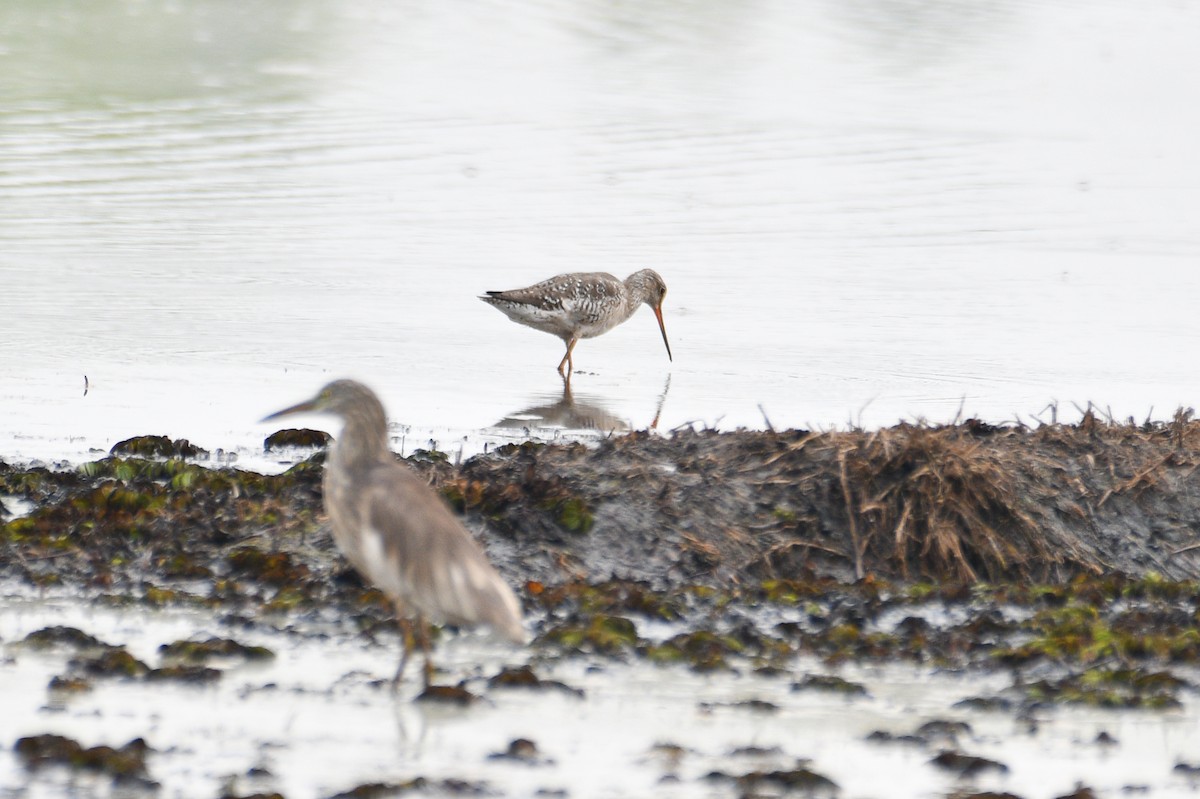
[360,462,525,642]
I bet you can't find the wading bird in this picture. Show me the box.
[263,380,524,689]
[480,269,672,378]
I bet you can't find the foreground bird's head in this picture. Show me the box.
[262,379,385,424]
[263,379,391,462]
[626,269,672,362]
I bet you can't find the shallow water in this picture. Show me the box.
[3,587,1199,799]
[4,0,1200,465]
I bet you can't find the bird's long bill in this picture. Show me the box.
[653,303,673,362]
[261,398,317,423]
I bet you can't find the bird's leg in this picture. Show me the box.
[393,613,414,690]
[556,342,570,375]
[414,617,434,688]
[557,338,578,377]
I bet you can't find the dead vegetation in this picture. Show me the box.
[448,410,1200,587]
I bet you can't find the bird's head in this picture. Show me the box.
[629,269,672,363]
[262,379,383,423]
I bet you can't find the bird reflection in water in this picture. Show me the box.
[495,374,671,435]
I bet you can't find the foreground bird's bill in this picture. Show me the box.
[261,397,318,422]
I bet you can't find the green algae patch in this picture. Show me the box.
[15,734,151,780]
[486,665,584,697]
[536,580,687,621]
[646,630,743,672]
[705,765,838,797]
[47,675,93,695]
[159,637,274,664]
[141,585,198,606]
[111,435,208,459]
[145,664,222,684]
[993,599,1200,668]
[416,684,478,705]
[930,750,1010,777]
[156,553,214,580]
[325,778,492,799]
[227,548,311,587]
[1024,668,1187,709]
[22,626,108,650]
[552,496,594,534]
[70,647,150,679]
[540,613,640,656]
[756,578,838,605]
[791,674,869,696]
[264,428,331,451]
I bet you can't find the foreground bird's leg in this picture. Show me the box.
[393,613,414,690]
[414,617,434,688]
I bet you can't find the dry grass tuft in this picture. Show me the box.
[833,424,1073,582]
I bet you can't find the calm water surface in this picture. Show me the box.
[3,0,1200,464]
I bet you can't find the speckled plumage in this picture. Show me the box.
[481,269,672,376]
[263,380,524,689]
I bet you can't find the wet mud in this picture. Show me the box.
[4,416,1200,797]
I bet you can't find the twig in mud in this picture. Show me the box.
[1098,453,1174,507]
[758,404,775,433]
[1170,541,1200,556]
[761,539,850,570]
[1172,408,1194,450]
[837,448,865,580]
[894,498,913,578]
[759,431,823,467]
[1072,401,1088,419]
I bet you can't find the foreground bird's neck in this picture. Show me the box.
[331,413,390,470]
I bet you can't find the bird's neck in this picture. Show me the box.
[332,418,390,470]
[622,272,654,311]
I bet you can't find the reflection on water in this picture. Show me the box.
[494,375,672,435]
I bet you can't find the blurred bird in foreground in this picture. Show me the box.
[263,379,524,689]
[480,269,672,378]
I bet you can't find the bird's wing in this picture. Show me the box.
[360,462,524,641]
[484,272,623,312]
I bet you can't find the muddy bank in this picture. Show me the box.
[4,413,1200,597]
[6,419,1200,798]
[450,412,1200,586]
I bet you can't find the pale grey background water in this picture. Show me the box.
[3,0,1200,464]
